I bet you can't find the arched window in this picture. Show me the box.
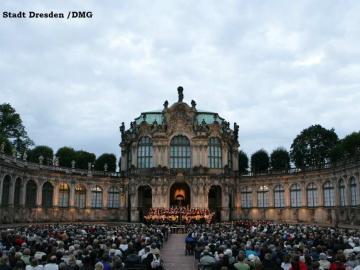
[208,138,222,168]
[350,177,359,206]
[137,137,153,168]
[241,187,252,208]
[108,186,120,208]
[58,183,70,207]
[306,183,318,207]
[274,185,285,208]
[323,181,335,207]
[75,185,86,208]
[126,143,132,170]
[42,182,54,208]
[338,179,346,206]
[14,178,21,207]
[170,135,191,168]
[26,180,37,208]
[290,183,302,207]
[257,185,269,208]
[91,185,103,208]
[1,175,11,206]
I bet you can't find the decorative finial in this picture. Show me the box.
[23,151,27,161]
[177,86,184,102]
[191,100,196,108]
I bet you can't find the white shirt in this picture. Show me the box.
[26,266,44,270]
[44,263,59,270]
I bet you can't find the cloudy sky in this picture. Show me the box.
[1,0,359,162]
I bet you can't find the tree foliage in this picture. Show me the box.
[290,124,338,168]
[75,150,96,170]
[0,103,34,152]
[270,147,290,171]
[28,145,54,165]
[94,153,117,172]
[330,131,360,163]
[56,147,77,168]
[238,150,249,174]
[251,149,269,173]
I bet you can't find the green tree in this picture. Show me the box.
[342,131,360,157]
[251,149,269,173]
[330,131,360,163]
[94,153,117,172]
[75,150,96,170]
[28,145,54,165]
[0,135,13,155]
[270,147,290,171]
[56,147,76,168]
[238,150,249,174]
[0,103,34,152]
[290,124,338,168]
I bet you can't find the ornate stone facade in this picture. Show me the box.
[0,87,359,225]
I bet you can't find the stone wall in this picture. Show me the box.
[1,153,360,225]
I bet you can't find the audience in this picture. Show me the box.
[0,224,168,270]
[188,220,360,270]
[1,218,360,270]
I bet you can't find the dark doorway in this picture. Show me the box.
[138,185,152,221]
[170,182,191,207]
[208,185,222,221]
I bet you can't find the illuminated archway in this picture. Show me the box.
[170,182,191,207]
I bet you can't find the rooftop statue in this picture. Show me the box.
[177,86,184,102]
[191,99,197,108]
[163,100,168,109]
[234,122,239,141]
[120,122,125,136]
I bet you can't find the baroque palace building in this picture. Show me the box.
[0,87,360,225]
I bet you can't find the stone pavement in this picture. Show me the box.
[162,234,197,270]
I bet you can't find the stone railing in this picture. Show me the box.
[0,153,121,178]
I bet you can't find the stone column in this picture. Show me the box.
[236,184,241,208]
[86,185,92,208]
[20,179,26,206]
[103,186,108,208]
[0,173,4,205]
[301,182,307,207]
[131,145,137,167]
[268,185,274,207]
[53,184,59,207]
[69,183,75,207]
[203,145,208,168]
[284,183,290,207]
[232,149,239,171]
[252,188,257,207]
[153,145,160,167]
[222,147,228,168]
[8,179,15,206]
[345,177,351,206]
[318,182,324,206]
[164,146,169,168]
[36,183,42,207]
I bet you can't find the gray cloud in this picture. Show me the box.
[0,0,359,161]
